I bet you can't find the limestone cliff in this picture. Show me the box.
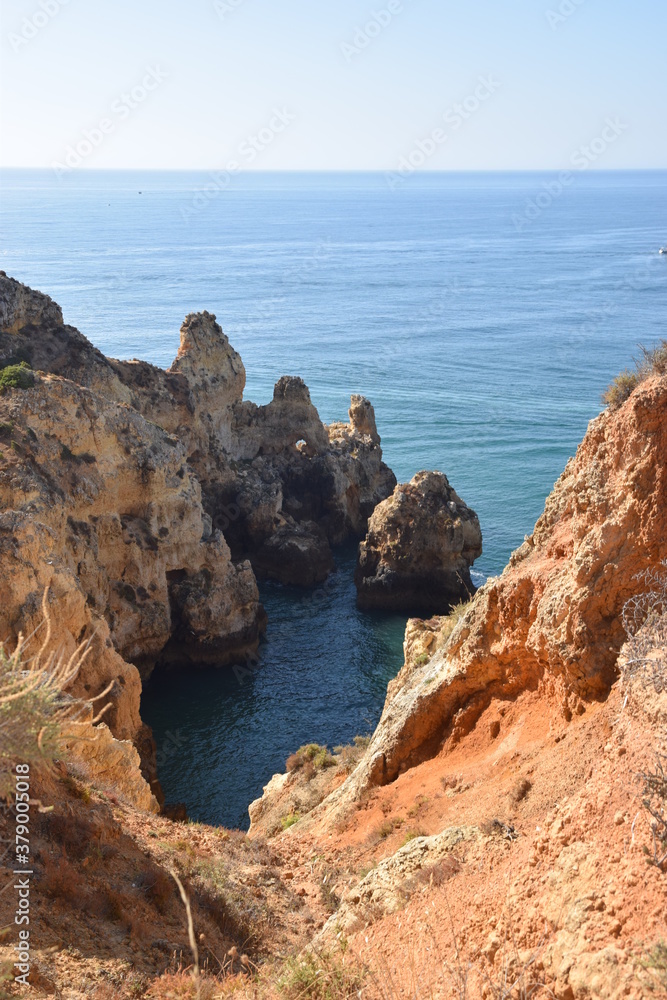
[0,274,395,762]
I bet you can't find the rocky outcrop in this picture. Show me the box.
[294,371,667,819]
[64,715,160,813]
[319,825,478,937]
[355,471,482,613]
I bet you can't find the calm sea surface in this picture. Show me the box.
[2,169,665,826]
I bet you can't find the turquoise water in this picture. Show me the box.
[1,169,665,826]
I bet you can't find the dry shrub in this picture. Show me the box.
[145,970,222,999]
[638,753,667,871]
[399,856,460,901]
[136,863,175,912]
[638,940,667,993]
[440,599,473,645]
[621,560,667,695]
[41,855,88,907]
[622,562,667,869]
[509,777,532,806]
[333,734,371,774]
[278,949,365,1000]
[602,339,667,409]
[0,589,110,798]
[194,883,254,949]
[319,874,340,914]
[46,809,100,860]
[103,887,131,923]
[377,816,404,839]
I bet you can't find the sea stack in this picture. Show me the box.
[355,470,482,613]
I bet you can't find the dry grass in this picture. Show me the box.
[441,599,474,647]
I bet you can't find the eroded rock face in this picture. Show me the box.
[0,373,263,677]
[307,372,667,817]
[355,471,482,613]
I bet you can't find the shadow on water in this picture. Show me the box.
[140,543,407,830]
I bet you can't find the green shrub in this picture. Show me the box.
[0,362,34,392]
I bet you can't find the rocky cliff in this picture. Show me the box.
[0,273,395,767]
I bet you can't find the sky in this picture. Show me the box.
[1,0,666,171]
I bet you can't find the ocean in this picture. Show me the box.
[2,168,665,827]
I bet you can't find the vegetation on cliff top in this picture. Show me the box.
[602,338,667,409]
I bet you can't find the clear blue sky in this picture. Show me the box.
[1,0,665,170]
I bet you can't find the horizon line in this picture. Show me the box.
[1,166,666,174]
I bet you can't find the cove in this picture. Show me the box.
[140,544,407,829]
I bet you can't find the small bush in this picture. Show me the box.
[319,876,340,914]
[509,777,532,806]
[602,338,667,409]
[407,794,429,818]
[377,816,404,839]
[41,856,88,907]
[136,865,174,913]
[621,561,667,695]
[333,734,371,774]
[281,812,300,830]
[145,971,222,1000]
[638,754,667,871]
[0,361,34,392]
[639,940,667,992]
[286,743,336,776]
[278,950,364,1000]
[602,369,640,409]
[194,883,254,946]
[441,599,473,646]
[47,810,99,860]
[400,829,426,847]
